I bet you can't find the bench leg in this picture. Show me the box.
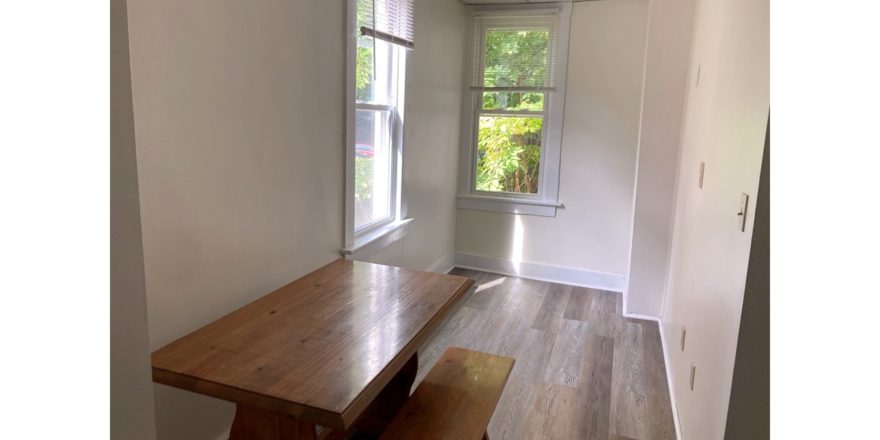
[352,351,419,435]
[229,404,318,440]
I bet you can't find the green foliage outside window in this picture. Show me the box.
[355,150,374,203]
[356,37,373,102]
[355,1,375,218]
[483,29,549,88]
[355,41,374,213]
[476,116,542,194]
[356,0,374,102]
[354,36,374,212]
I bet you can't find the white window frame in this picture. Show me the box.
[456,2,571,217]
[343,0,411,259]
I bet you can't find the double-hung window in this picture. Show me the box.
[344,0,414,257]
[457,3,571,217]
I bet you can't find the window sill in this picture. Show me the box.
[341,218,414,259]
[456,195,562,217]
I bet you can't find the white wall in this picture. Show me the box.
[455,0,650,289]
[366,0,467,273]
[625,0,696,317]
[659,0,769,437]
[111,0,157,437]
[129,1,345,437]
[127,0,466,438]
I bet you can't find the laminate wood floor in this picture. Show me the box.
[415,268,676,440]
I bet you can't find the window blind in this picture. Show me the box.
[360,0,415,50]
[471,12,560,90]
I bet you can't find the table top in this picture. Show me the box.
[151,259,473,430]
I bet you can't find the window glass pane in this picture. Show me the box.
[355,109,393,228]
[475,116,542,194]
[356,35,374,102]
[483,29,549,88]
[482,91,544,112]
[356,37,395,105]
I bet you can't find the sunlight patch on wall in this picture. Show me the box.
[511,215,524,274]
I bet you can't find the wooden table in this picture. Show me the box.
[151,259,474,439]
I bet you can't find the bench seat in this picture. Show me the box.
[380,347,515,440]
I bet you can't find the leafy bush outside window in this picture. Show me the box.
[476,116,542,194]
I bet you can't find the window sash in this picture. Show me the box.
[357,36,398,106]
[358,28,401,222]
[471,86,556,92]
[357,102,395,112]
[478,109,544,117]
[351,40,405,238]
[471,93,550,198]
[356,211,395,234]
[354,107,396,232]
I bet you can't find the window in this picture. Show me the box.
[458,4,571,217]
[344,0,414,257]
[354,37,401,230]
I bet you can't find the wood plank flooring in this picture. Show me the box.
[415,269,675,440]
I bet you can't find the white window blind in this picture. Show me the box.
[471,12,560,90]
[360,0,415,50]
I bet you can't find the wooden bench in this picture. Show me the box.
[380,347,515,440]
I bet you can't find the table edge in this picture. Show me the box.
[338,275,475,429]
[152,366,346,429]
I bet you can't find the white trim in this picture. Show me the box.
[454,252,626,292]
[341,218,413,260]
[622,0,657,325]
[540,1,570,206]
[344,0,358,248]
[471,6,561,18]
[356,102,395,112]
[354,214,396,236]
[213,428,230,440]
[462,194,564,207]
[426,253,456,274]
[623,312,661,322]
[658,320,684,440]
[479,108,545,116]
[456,194,562,217]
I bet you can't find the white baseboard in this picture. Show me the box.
[453,252,626,292]
[623,312,661,321]
[658,320,683,440]
[426,253,455,274]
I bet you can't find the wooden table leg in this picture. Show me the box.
[229,404,318,440]
[351,351,419,435]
